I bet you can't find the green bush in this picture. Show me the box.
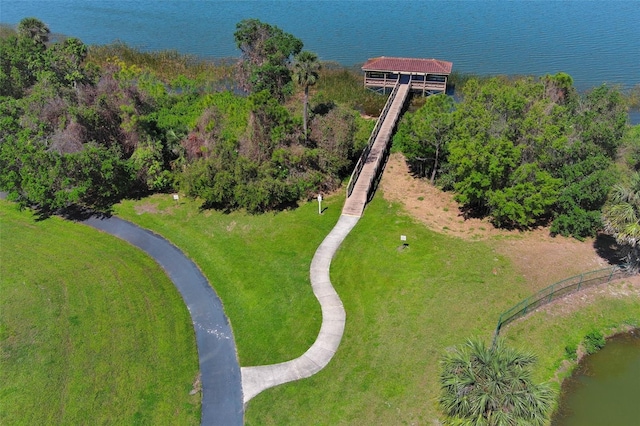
[583,330,606,355]
[564,342,578,360]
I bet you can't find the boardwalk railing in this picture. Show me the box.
[366,130,393,204]
[364,77,446,92]
[492,265,631,344]
[346,80,401,198]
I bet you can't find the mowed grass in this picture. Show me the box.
[503,280,640,384]
[115,192,529,424]
[114,193,344,366]
[108,190,637,424]
[243,195,529,425]
[0,201,199,425]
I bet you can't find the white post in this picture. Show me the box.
[317,194,323,214]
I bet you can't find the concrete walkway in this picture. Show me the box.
[240,214,359,404]
[83,216,244,426]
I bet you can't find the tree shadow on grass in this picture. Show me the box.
[22,200,115,222]
[60,205,113,222]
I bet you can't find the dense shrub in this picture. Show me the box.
[394,74,630,238]
[1,19,366,214]
[583,330,606,355]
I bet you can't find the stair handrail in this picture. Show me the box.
[346,80,401,197]
[365,82,409,202]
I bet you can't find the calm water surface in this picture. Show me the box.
[2,0,639,90]
[552,330,640,426]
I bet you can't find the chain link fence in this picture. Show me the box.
[493,265,632,343]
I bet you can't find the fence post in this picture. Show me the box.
[492,315,503,349]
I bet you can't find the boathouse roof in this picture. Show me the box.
[362,57,453,75]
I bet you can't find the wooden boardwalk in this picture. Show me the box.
[342,80,410,217]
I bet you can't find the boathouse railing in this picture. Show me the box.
[346,80,401,198]
[492,265,631,346]
[364,76,446,92]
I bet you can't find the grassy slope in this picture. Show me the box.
[243,194,529,425]
[0,201,199,425]
[115,192,529,424]
[8,185,636,424]
[116,191,639,425]
[113,193,343,366]
[503,284,640,384]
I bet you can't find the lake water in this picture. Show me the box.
[552,330,640,426]
[1,0,639,91]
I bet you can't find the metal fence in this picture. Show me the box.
[493,265,631,342]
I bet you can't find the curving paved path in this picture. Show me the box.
[83,216,243,426]
[3,193,362,415]
[241,214,359,404]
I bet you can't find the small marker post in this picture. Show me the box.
[173,193,179,204]
[317,194,323,214]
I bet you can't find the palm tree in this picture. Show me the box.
[17,17,50,46]
[439,338,555,426]
[293,51,320,140]
[602,172,640,272]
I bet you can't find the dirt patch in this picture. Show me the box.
[380,153,613,290]
[381,153,516,240]
[190,373,202,395]
[134,202,159,215]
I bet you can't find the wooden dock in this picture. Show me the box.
[342,79,410,217]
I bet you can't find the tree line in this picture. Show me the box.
[394,73,639,245]
[0,17,372,215]
[2,18,638,268]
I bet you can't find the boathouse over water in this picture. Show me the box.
[362,56,453,95]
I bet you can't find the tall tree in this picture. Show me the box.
[394,75,626,235]
[293,51,320,140]
[394,94,454,183]
[48,37,88,88]
[234,19,303,100]
[439,338,555,426]
[602,172,640,272]
[17,17,50,46]
[0,18,51,96]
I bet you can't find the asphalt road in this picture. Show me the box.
[83,216,243,426]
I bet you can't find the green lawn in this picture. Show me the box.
[114,193,344,367]
[4,185,638,425]
[115,192,529,424]
[115,191,640,425]
[241,194,530,425]
[0,201,200,425]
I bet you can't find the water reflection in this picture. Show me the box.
[552,330,640,426]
